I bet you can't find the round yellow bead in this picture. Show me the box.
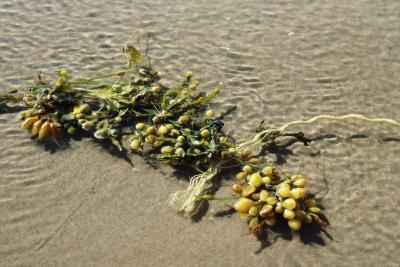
[250,193,260,201]
[158,125,169,135]
[293,178,308,188]
[304,214,313,224]
[295,210,307,220]
[189,84,198,91]
[160,146,173,154]
[145,135,156,145]
[283,209,295,220]
[278,181,291,189]
[200,129,209,138]
[259,190,269,202]
[248,217,259,229]
[262,166,273,177]
[242,165,253,174]
[176,135,186,143]
[290,188,306,200]
[146,126,156,134]
[219,136,228,144]
[304,198,317,208]
[234,197,253,213]
[59,68,68,77]
[228,147,237,154]
[152,141,162,148]
[249,172,262,187]
[291,175,303,181]
[185,71,193,78]
[151,85,160,94]
[262,176,272,185]
[266,196,278,205]
[288,219,302,230]
[205,110,214,119]
[38,121,52,140]
[277,187,291,198]
[178,115,189,124]
[308,207,321,214]
[232,184,242,193]
[247,157,260,164]
[259,204,273,217]
[21,116,38,130]
[282,198,297,210]
[274,202,284,213]
[170,129,180,137]
[82,121,94,131]
[129,139,140,150]
[175,147,185,157]
[248,206,259,216]
[31,120,43,135]
[241,185,256,197]
[236,171,247,180]
[241,148,253,158]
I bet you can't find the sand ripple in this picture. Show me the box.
[1,0,400,266]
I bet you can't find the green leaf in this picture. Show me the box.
[165,89,178,97]
[205,84,222,103]
[161,94,167,110]
[61,113,75,121]
[190,96,206,107]
[143,108,157,115]
[123,45,147,68]
[107,98,120,113]
[167,97,186,110]
[110,137,123,151]
[0,89,19,103]
[118,108,128,117]
[256,120,266,133]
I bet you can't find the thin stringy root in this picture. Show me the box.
[172,114,400,215]
[168,167,219,214]
[237,114,400,149]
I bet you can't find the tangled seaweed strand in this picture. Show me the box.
[2,45,399,235]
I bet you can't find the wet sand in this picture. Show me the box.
[1,0,400,266]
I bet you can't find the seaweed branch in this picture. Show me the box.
[2,45,399,237]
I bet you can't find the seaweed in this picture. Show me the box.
[2,45,399,239]
[0,89,20,109]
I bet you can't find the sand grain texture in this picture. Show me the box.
[1,0,400,266]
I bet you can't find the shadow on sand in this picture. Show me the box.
[213,207,333,253]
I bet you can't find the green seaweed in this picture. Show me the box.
[4,45,399,237]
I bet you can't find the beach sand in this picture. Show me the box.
[1,0,400,266]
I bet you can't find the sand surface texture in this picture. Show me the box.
[1,0,400,266]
